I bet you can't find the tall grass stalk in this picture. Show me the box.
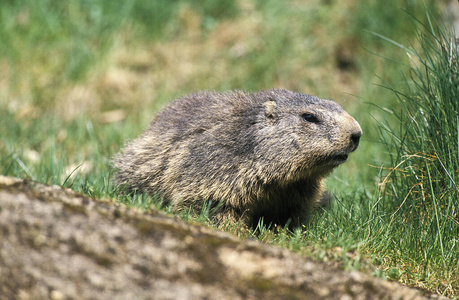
[379,11,459,284]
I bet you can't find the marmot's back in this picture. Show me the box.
[113,89,362,228]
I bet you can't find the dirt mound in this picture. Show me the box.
[0,176,447,299]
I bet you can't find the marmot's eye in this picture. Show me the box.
[302,113,319,123]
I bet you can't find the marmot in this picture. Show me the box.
[112,89,362,228]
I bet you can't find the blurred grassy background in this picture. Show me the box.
[2,0,458,297]
[1,0,435,189]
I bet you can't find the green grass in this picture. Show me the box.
[0,0,456,298]
[377,11,459,291]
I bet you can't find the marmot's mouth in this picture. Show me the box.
[328,153,349,165]
[334,154,348,162]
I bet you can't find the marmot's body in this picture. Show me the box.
[113,89,361,228]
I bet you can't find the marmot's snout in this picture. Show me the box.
[330,117,361,165]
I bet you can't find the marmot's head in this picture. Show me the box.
[254,89,362,181]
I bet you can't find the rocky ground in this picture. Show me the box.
[0,175,449,300]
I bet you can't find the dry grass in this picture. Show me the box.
[1,0,370,125]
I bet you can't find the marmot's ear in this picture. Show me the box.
[264,100,278,121]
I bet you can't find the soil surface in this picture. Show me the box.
[0,175,448,300]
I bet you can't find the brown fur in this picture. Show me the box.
[112,89,362,228]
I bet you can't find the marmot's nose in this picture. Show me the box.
[350,131,362,149]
